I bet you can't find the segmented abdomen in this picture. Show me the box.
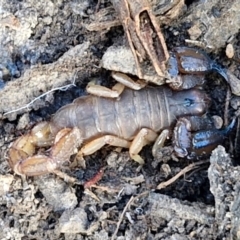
[51,87,172,142]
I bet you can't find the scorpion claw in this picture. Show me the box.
[173,117,236,158]
[173,118,192,158]
[14,155,55,176]
[8,134,36,169]
[8,124,82,176]
[174,47,213,74]
[51,127,82,164]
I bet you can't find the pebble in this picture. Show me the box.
[226,43,234,58]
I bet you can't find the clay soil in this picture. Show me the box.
[1,0,240,239]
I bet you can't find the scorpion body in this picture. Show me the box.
[5,0,237,181]
[8,85,234,176]
[7,44,236,177]
[50,86,208,142]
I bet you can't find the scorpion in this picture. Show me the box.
[8,46,235,177]
[8,0,237,177]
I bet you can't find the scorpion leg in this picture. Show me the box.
[130,128,158,164]
[111,72,146,90]
[152,129,170,157]
[86,81,125,98]
[76,135,131,159]
[86,72,146,98]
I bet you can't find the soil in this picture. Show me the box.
[1,0,240,239]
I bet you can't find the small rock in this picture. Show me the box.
[106,152,119,168]
[59,208,89,234]
[122,174,145,185]
[122,183,138,195]
[211,115,223,129]
[16,113,30,130]
[160,164,171,178]
[93,229,109,240]
[226,43,234,59]
[231,96,240,110]
[42,16,52,25]
[70,0,90,17]
[35,175,78,211]
[0,174,14,195]
[225,69,240,96]
[187,25,202,40]
[102,45,165,85]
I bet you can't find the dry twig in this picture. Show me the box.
[111,191,149,239]
[224,87,231,126]
[157,160,209,189]
[111,196,134,240]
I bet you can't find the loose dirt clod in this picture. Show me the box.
[58,208,90,234]
[35,176,78,211]
[0,174,14,195]
[208,146,240,239]
[148,192,215,225]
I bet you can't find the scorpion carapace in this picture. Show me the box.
[8,86,234,177]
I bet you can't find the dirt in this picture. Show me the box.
[1,0,240,239]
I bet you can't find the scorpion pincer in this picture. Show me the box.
[8,84,235,177]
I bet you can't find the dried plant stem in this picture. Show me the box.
[111,196,134,240]
[157,160,209,190]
